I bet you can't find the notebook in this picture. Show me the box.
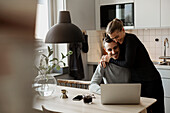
[101,84,141,105]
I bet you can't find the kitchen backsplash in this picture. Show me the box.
[87,28,170,63]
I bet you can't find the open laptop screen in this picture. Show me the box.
[101,84,141,105]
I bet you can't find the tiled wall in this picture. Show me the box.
[87,30,105,63]
[87,28,170,63]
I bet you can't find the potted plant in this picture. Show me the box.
[34,46,72,97]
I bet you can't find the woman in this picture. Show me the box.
[101,18,164,113]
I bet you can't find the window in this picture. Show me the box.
[35,0,51,71]
[35,0,49,41]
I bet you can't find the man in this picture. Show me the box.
[89,37,130,94]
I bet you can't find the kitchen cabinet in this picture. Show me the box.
[162,78,170,113]
[135,0,160,28]
[135,0,170,28]
[165,98,170,113]
[161,0,170,27]
[157,67,170,113]
[96,0,170,29]
[63,0,95,30]
[162,79,170,97]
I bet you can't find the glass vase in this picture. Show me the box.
[33,74,57,97]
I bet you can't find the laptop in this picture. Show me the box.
[101,84,141,105]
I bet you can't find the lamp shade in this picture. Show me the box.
[45,11,83,43]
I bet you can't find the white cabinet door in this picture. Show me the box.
[157,69,170,78]
[66,0,95,30]
[135,0,160,28]
[157,68,170,113]
[161,0,170,27]
[165,97,170,113]
[162,78,170,97]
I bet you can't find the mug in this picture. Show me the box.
[83,94,95,104]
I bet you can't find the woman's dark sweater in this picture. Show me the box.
[110,33,161,82]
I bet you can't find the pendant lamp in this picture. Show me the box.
[45,11,83,43]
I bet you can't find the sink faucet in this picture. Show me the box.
[164,38,169,62]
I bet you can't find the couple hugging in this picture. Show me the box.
[89,18,164,113]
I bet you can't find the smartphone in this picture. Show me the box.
[72,95,83,101]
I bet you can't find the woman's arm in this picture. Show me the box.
[110,38,137,68]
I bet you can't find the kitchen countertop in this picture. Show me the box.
[153,61,170,69]
[154,64,170,70]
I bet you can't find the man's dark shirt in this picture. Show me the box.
[110,33,160,82]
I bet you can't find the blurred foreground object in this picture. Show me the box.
[0,0,36,113]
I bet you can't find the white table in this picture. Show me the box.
[33,86,156,113]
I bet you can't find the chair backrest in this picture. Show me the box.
[57,79,90,89]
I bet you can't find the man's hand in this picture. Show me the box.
[99,55,111,68]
